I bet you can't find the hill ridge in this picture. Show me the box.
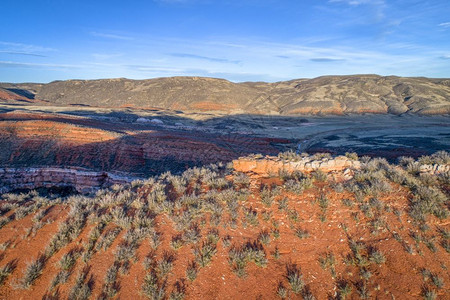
[1,74,450,115]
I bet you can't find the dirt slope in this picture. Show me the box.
[0,152,449,299]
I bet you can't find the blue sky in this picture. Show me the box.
[0,0,449,82]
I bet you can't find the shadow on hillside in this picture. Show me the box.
[5,88,36,99]
[1,107,449,177]
[0,128,286,177]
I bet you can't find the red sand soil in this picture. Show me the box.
[0,173,448,299]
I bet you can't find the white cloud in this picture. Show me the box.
[92,53,123,60]
[90,32,134,40]
[439,22,450,28]
[0,41,56,53]
[329,0,384,5]
[0,61,79,69]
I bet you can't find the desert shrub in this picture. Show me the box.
[260,184,280,207]
[295,227,309,239]
[363,157,390,173]
[288,209,299,222]
[336,279,352,299]
[194,240,217,267]
[157,252,176,277]
[171,234,184,250]
[244,206,259,226]
[0,260,16,286]
[317,193,329,211]
[42,289,61,300]
[59,251,78,271]
[356,281,370,299]
[424,272,445,289]
[45,207,87,257]
[258,230,271,245]
[278,197,289,211]
[398,156,415,167]
[98,263,120,300]
[345,152,358,161]
[169,175,187,195]
[169,280,186,300]
[278,168,291,181]
[142,270,166,300]
[97,227,121,251]
[32,208,47,224]
[172,210,197,231]
[419,151,450,165]
[186,260,198,281]
[20,254,46,289]
[312,152,332,160]
[369,249,386,264]
[346,240,370,268]
[68,267,93,300]
[228,240,267,277]
[312,170,327,182]
[359,203,374,218]
[0,216,9,229]
[0,240,12,251]
[49,270,70,290]
[206,228,220,244]
[342,198,354,207]
[409,186,449,222]
[422,286,437,300]
[115,243,136,264]
[228,247,248,278]
[203,171,230,190]
[278,150,304,162]
[277,282,288,299]
[285,264,304,294]
[284,180,305,195]
[318,252,336,277]
[419,173,439,187]
[261,210,272,222]
[147,182,167,206]
[111,207,132,229]
[150,231,162,250]
[182,223,201,244]
[14,205,34,220]
[233,172,250,187]
[370,218,386,235]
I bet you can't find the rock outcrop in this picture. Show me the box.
[418,163,450,175]
[0,167,139,194]
[233,155,361,178]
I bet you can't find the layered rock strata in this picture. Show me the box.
[0,167,139,194]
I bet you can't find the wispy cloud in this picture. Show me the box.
[329,0,384,5]
[0,41,56,54]
[440,55,450,60]
[439,22,450,28]
[91,53,123,60]
[0,61,79,69]
[126,64,185,73]
[328,0,386,21]
[0,51,47,57]
[310,57,345,62]
[169,53,240,64]
[90,32,134,40]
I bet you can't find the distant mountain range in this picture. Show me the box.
[1,75,450,115]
